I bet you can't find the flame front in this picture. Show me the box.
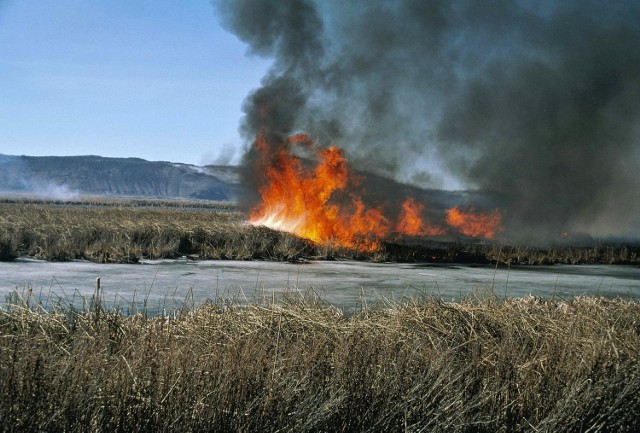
[446,207,502,239]
[396,198,446,237]
[249,131,502,249]
[249,131,389,249]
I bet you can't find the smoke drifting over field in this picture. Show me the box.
[215,0,640,240]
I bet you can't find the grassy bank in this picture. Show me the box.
[0,202,312,262]
[1,295,638,432]
[1,199,639,264]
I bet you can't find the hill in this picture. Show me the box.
[0,153,484,208]
[0,154,243,201]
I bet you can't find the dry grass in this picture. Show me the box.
[1,199,639,264]
[484,243,640,265]
[0,202,312,262]
[0,293,638,432]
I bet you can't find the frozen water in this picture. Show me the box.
[1,258,638,313]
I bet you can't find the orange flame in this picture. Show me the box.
[249,131,389,250]
[249,131,502,249]
[445,207,502,239]
[396,198,447,236]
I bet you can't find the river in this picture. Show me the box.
[1,258,638,313]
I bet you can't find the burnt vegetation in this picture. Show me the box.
[0,199,638,265]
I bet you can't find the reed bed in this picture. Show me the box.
[1,200,639,264]
[0,294,638,432]
[0,203,312,262]
[483,243,640,265]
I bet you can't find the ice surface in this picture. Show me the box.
[1,259,638,313]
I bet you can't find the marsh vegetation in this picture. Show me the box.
[0,200,312,262]
[1,199,639,431]
[1,293,638,432]
[0,198,638,265]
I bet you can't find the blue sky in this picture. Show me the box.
[0,0,271,165]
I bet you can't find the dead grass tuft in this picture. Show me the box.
[1,295,638,431]
[1,199,639,264]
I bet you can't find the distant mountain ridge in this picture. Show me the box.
[0,154,244,201]
[0,153,497,215]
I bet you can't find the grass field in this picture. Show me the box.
[0,200,313,262]
[1,293,638,432]
[1,198,639,431]
[1,198,639,265]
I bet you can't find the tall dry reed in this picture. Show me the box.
[1,294,638,432]
[1,199,638,264]
[0,203,311,262]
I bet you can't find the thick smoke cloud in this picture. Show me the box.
[215,0,640,240]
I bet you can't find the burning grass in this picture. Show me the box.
[0,198,638,264]
[248,131,503,248]
[1,294,638,432]
[0,200,312,262]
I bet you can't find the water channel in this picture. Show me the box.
[1,258,638,313]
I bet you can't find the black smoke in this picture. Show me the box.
[214,0,640,241]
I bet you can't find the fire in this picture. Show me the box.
[396,198,446,236]
[249,131,502,248]
[249,131,389,249]
[445,207,502,239]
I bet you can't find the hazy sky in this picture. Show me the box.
[0,0,271,165]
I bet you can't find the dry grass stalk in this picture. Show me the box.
[0,295,638,432]
[1,199,639,264]
[0,203,312,262]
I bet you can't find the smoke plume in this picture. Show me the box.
[215,0,640,241]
